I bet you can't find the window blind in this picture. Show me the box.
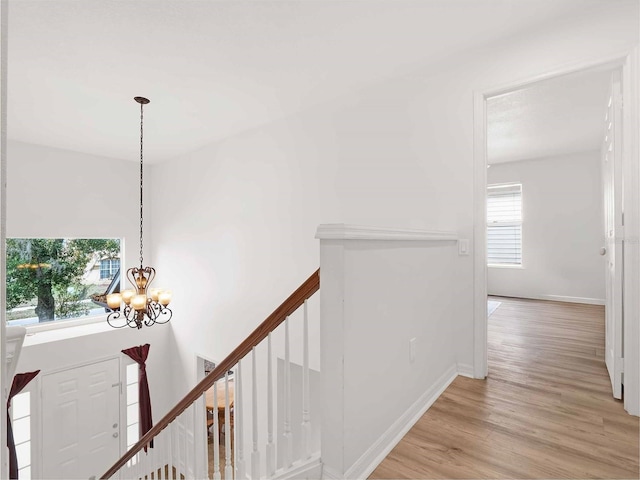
[487,184,522,265]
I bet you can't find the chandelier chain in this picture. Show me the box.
[139,101,144,267]
[105,96,172,329]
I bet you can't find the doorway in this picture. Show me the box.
[473,51,640,416]
[41,358,121,480]
[484,66,618,391]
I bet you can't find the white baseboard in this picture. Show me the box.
[340,364,458,480]
[457,362,475,378]
[489,293,605,306]
[538,295,605,305]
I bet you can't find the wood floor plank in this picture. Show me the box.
[370,297,639,479]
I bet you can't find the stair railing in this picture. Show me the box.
[100,269,320,480]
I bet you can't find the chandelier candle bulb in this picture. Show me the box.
[131,294,147,311]
[149,288,160,302]
[107,293,122,310]
[121,289,135,305]
[158,291,172,306]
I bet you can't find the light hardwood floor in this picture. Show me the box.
[370,296,639,479]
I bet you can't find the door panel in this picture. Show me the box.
[42,358,120,479]
[603,70,623,399]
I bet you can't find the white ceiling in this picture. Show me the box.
[7,0,610,163]
[487,68,613,164]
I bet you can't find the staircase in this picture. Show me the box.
[100,224,462,480]
[100,269,321,480]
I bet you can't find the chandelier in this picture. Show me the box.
[106,97,172,329]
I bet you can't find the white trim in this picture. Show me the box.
[473,52,638,389]
[1,0,9,476]
[476,53,626,99]
[315,224,458,242]
[537,295,605,306]
[457,363,475,378]
[489,294,605,306]
[22,317,124,347]
[6,326,26,381]
[39,353,121,377]
[17,312,109,334]
[473,90,488,379]
[342,365,458,480]
[273,453,322,480]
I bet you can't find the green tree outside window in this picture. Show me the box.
[6,238,120,322]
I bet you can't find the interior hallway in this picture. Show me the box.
[370,297,639,479]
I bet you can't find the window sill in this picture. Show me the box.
[22,314,115,347]
[488,264,524,269]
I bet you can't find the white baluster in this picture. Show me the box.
[142,440,150,480]
[175,419,182,479]
[212,381,221,480]
[184,409,191,479]
[128,454,132,480]
[301,299,311,460]
[181,410,193,478]
[266,333,275,477]
[157,429,164,480]
[251,348,260,479]
[236,361,246,480]
[150,433,157,479]
[283,317,293,469]
[134,451,141,480]
[224,372,233,480]
[167,423,173,479]
[182,414,188,479]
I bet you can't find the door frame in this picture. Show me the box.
[472,48,640,416]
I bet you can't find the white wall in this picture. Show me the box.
[488,152,605,303]
[317,230,460,478]
[150,3,638,397]
[7,139,179,423]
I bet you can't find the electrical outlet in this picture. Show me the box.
[410,337,417,363]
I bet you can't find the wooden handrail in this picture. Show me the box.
[101,269,320,479]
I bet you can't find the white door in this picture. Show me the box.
[602,70,624,400]
[42,358,121,479]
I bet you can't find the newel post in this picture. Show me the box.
[317,230,347,479]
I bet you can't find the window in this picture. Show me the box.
[487,183,522,266]
[6,238,121,327]
[126,363,140,451]
[11,392,32,479]
[100,259,120,279]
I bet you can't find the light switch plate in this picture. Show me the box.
[458,239,470,255]
[409,337,416,363]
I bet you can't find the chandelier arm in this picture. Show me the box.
[153,306,173,325]
[144,267,156,291]
[107,305,142,329]
[146,303,159,322]
[106,310,127,328]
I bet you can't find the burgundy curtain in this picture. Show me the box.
[122,344,153,450]
[7,371,40,480]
